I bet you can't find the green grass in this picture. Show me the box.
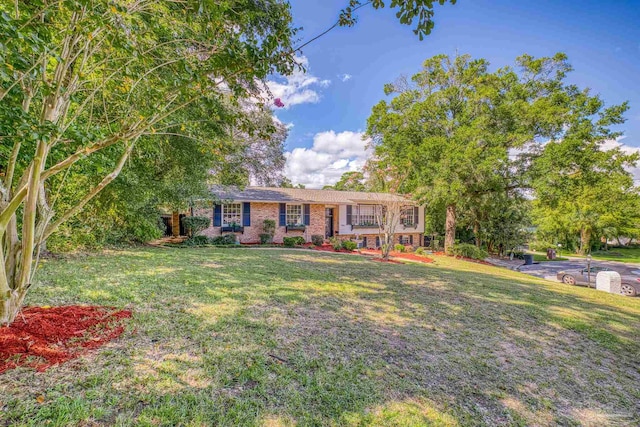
[2,247,640,426]
[591,247,640,264]
[532,254,569,262]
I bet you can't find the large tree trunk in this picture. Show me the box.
[579,227,591,255]
[0,289,28,325]
[473,220,481,248]
[445,204,456,253]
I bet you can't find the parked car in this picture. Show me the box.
[556,267,639,296]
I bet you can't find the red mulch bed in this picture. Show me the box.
[360,249,434,264]
[0,305,132,373]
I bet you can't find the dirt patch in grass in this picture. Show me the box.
[0,305,131,373]
[370,257,403,264]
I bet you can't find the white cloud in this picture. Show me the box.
[338,73,352,82]
[266,56,331,109]
[601,137,640,185]
[284,131,372,188]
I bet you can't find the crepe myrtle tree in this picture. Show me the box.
[373,199,407,260]
[0,0,300,324]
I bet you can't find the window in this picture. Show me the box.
[401,206,415,226]
[286,204,303,225]
[400,235,411,245]
[222,203,242,226]
[354,204,381,226]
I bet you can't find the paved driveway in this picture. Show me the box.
[489,257,640,283]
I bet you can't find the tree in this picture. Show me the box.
[297,0,456,52]
[323,171,366,191]
[531,142,639,254]
[366,53,570,252]
[279,178,305,188]
[0,0,298,324]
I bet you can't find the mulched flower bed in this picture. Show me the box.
[360,249,434,264]
[313,244,352,253]
[0,305,131,373]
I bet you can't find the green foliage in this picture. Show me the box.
[415,247,426,256]
[184,236,211,247]
[210,235,237,246]
[279,178,305,188]
[339,1,456,41]
[394,244,406,252]
[330,237,343,251]
[181,216,210,237]
[323,171,366,191]
[449,244,488,260]
[366,53,573,250]
[263,220,276,236]
[342,240,358,251]
[259,234,272,245]
[528,240,557,252]
[283,236,306,247]
[311,235,325,246]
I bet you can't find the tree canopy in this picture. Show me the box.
[366,52,639,253]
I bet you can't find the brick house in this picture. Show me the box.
[174,186,425,248]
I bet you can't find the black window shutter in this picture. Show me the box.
[213,204,222,227]
[242,203,251,227]
[409,235,413,245]
[279,203,286,226]
[414,206,419,224]
[362,236,367,248]
[303,204,311,226]
[346,205,352,225]
[375,236,380,248]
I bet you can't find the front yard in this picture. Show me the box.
[592,247,640,264]
[2,248,639,426]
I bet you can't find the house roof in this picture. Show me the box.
[210,186,415,205]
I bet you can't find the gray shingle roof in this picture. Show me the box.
[210,186,415,205]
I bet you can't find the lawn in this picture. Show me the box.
[532,254,569,262]
[591,247,640,264]
[2,248,640,426]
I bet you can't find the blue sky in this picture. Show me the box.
[272,0,640,188]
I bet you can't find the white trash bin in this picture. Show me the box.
[595,271,622,295]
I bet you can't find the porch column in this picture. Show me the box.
[172,211,180,237]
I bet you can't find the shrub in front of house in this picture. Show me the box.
[394,244,406,252]
[341,240,358,251]
[311,235,324,246]
[329,237,343,251]
[184,235,210,246]
[283,236,305,247]
[181,216,210,237]
[415,247,426,256]
[211,234,237,245]
[262,219,276,243]
[259,233,272,244]
[449,243,488,260]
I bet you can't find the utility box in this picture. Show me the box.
[596,271,621,294]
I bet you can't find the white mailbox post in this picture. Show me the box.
[595,271,622,295]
